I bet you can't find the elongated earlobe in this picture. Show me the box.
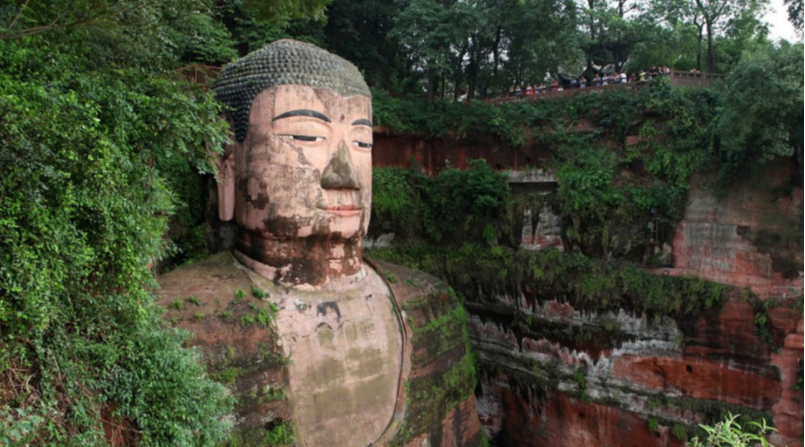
[217,146,236,222]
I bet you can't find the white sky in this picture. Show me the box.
[763,0,801,42]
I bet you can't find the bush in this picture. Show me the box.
[371,160,509,244]
[367,243,729,319]
[422,160,510,243]
[687,413,776,447]
[371,167,421,236]
[371,83,720,253]
[0,39,232,446]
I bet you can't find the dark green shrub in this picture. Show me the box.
[0,38,232,446]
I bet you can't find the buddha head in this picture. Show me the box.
[213,40,373,287]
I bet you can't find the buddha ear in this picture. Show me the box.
[216,141,236,222]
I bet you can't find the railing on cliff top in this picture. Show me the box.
[484,70,725,106]
[176,64,723,103]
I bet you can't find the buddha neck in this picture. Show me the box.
[234,228,365,288]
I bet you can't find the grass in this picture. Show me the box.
[251,285,268,299]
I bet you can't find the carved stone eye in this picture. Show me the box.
[286,135,324,142]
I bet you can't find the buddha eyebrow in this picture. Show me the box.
[272,109,331,123]
[352,118,373,127]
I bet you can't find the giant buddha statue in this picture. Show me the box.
[157,40,481,447]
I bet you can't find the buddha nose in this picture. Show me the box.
[321,140,361,190]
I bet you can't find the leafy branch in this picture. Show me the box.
[0,0,149,40]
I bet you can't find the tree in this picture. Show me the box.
[716,42,804,186]
[494,0,578,91]
[0,0,242,69]
[389,0,579,100]
[578,0,644,72]
[391,0,482,102]
[0,0,145,39]
[0,35,233,445]
[784,0,803,33]
[323,0,405,89]
[0,2,259,444]
[239,0,331,24]
[690,0,765,72]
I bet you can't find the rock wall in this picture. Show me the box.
[368,132,802,446]
[469,290,802,447]
[372,129,550,174]
[464,159,803,447]
[661,160,803,299]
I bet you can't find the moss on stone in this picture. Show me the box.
[388,289,477,447]
[368,243,730,320]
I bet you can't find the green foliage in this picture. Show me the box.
[368,244,730,319]
[261,385,287,403]
[390,289,476,446]
[372,160,509,244]
[785,0,804,31]
[251,285,268,299]
[371,166,421,236]
[674,423,691,440]
[0,33,231,446]
[170,300,186,311]
[752,298,781,351]
[372,84,723,252]
[240,0,330,25]
[383,270,399,283]
[0,407,45,446]
[423,159,510,242]
[557,146,623,224]
[262,421,296,446]
[241,302,278,327]
[0,0,237,66]
[374,78,714,152]
[716,42,804,188]
[687,413,776,447]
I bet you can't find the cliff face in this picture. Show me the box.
[465,161,803,447]
[663,163,803,299]
[367,133,803,447]
[470,293,802,447]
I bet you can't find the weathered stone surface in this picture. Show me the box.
[610,355,781,409]
[157,252,290,443]
[372,260,483,447]
[214,39,371,143]
[368,118,803,447]
[662,161,803,298]
[469,292,803,447]
[478,372,685,447]
[520,203,564,252]
[371,129,551,173]
[770,318,804,447]
[158,254,482,446]
[270,262,402,447]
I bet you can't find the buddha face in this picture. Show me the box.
[231,85,373,242]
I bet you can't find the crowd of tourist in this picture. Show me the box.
[508,65,674,97]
